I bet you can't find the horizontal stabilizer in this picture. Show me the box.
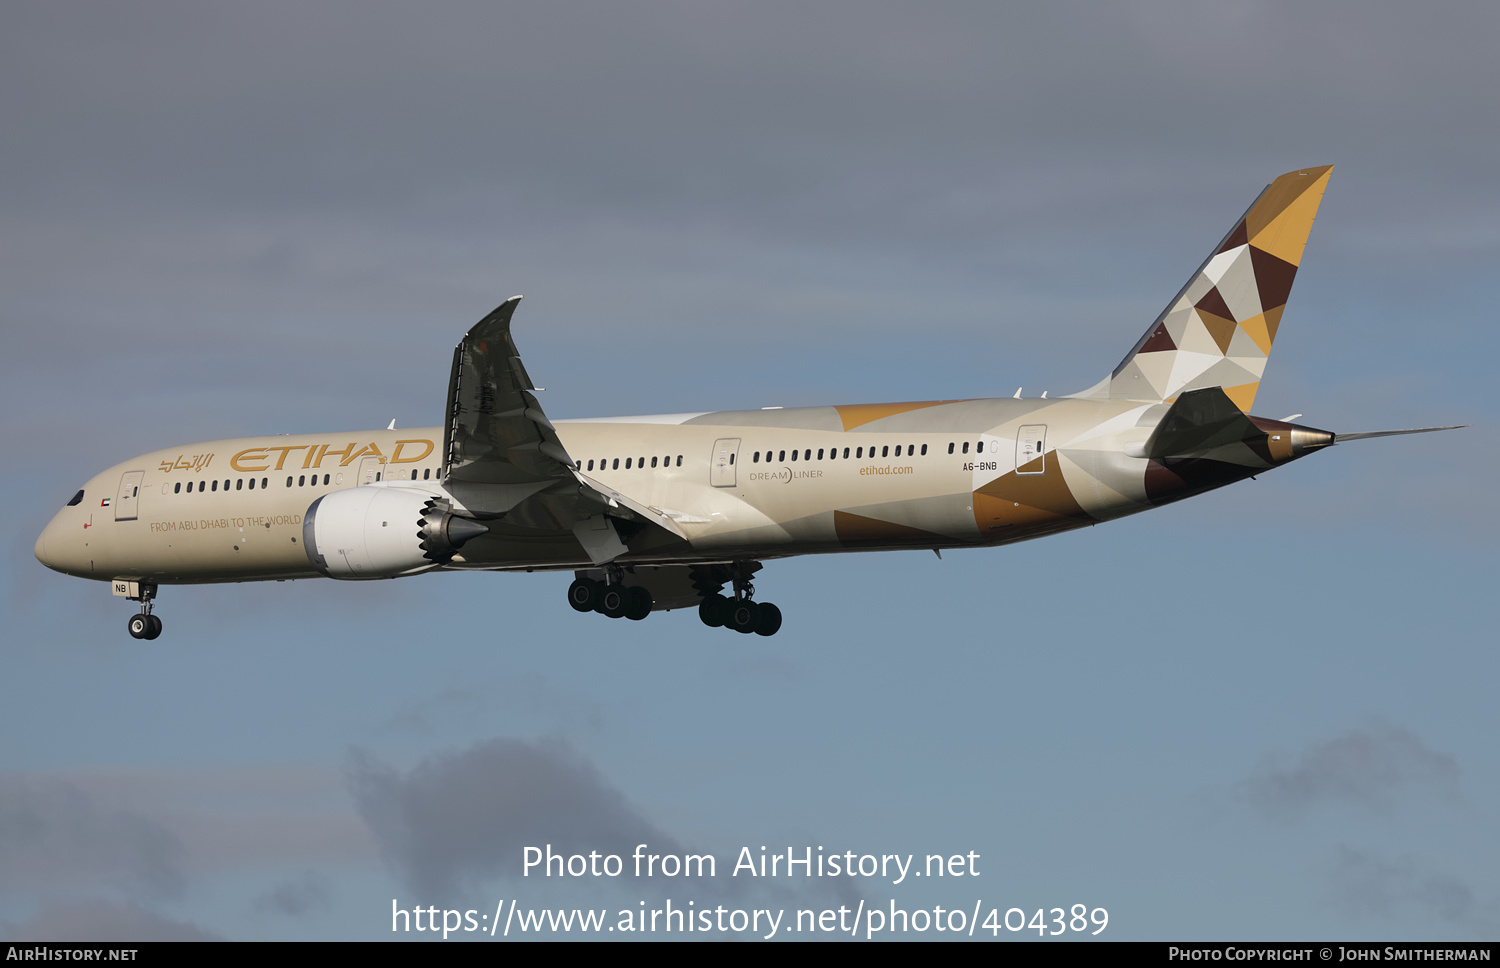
[1335,426,1466,443]
[1145,387,1262,459]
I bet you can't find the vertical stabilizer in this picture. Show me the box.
[1096,166,1332,409]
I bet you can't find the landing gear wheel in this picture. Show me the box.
[698,593,728,628]
[144,615,163,640]
[753,602,782,637]
[128,614,149,639]
[567,578,603,613]
[598,586,629,619]
[624,586,653,621]
[726,600,761,634]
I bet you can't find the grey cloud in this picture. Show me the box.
[1326,846,1499,934]
[6,1,1498,441]
[347,736,865,917]
[0,774,186,899]
[1241,722,1461,820]
[252,872,331,919]
[347,736,688,899]
[1,898,223,942]
[0,768,371,898]
[7,3,1500,248]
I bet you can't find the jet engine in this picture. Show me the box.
[303,486,488,579]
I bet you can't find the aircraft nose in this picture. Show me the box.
[34,512,79,575]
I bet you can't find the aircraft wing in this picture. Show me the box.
[444,297,576,494]
[442,297,685,561]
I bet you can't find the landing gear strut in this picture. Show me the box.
[125,582,162,640]
[693,562,781,637]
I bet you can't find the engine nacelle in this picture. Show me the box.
[302,486,487,580]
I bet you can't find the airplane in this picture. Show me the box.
[34,165,1460,640]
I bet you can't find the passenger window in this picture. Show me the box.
[262,478,268,488]
[411,470,418,480]
[790,449,798,461]
[298,475,306,486]
[729,454,735,465]
[881,446,889,457]
[626,458,632,469]
[753,452,760,463]
[948,442,954,454]
[612,458,619,470]
[173,483,181,494]
[236,479,243,490]
[651,456,658,468]
[676,456,682,467]
[778,450,785,462]
[921,444,928,455]
[286,476,293,487]
[843,447,849,458]
[323,474,330,485]
[211,480,217,491]
[818,448,824,460]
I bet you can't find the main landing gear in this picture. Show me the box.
[125,582,162,640]
[563,561,783,635]
[694,562,781,637]
[568,568,653,622]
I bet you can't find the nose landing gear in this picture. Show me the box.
[122,581,162,640]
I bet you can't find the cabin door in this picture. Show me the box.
[356,456,383,485]
[1016,425,1047,475]
[114,470,144,521]
[709,438,741,487]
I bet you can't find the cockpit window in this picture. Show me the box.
[66,490,84,507]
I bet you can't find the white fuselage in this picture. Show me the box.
[34,396,1184,585]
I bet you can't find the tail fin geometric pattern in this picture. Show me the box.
[1105,166,1333,410]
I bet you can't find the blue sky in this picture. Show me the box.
[3,1,1496,941]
